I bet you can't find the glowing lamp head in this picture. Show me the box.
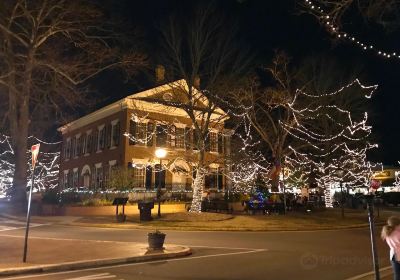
[155,148,167,159]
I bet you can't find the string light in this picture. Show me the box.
[395,162,400,188]
[0,134,60,195]
[283,77,378,206]
[225,117,271,194]
[304,0,400,60]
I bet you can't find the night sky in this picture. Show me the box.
[94,0,400,165]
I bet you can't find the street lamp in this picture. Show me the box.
[365,182,381,280]
[336,168,345,218]
[155,148,167,217]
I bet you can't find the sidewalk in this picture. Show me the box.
[0,234,191,277]
[34,211,389,232]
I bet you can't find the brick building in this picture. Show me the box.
[58,79,230,193]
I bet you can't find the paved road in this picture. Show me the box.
[0,221,392,280]
[0,216,43,232]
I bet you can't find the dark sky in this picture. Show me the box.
[96,0,400,165]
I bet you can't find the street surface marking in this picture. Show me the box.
[63,273,122,280]
[0,235,135,245]
[0,217,43,232]
[0,248,267,280]
[344,266,392,280]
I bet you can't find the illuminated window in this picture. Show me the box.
[184,128,191,150]
[209,132,218,152]
[82,135,87,155]
[64,138,71,160]
[63,170,69,189]
[129,121,152,146]
[98,126,105,151]
[72,168,79,188]
[132,165,145,188]
[156,124,167,147]
[83,169,90,188]
[147,122,154,146]
[205,167,223,190]
[137,123,147,145]
[71,138,76,157]
[75,135,82,157]
[169,125,176,147]
[95,164,103,190]
[176,128,185,148]
[86,133,92,154]
[111,121,120,147]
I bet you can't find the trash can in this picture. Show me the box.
[138,201,154,221]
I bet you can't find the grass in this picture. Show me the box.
[70,208,395,232]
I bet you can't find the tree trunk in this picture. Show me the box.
[189,165,206,213]
[11,128,29,211]
[190,144,206,213]
[9,49,33,212]
[10,97,29,212]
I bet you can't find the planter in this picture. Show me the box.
[229,201,246,212]
[148,231,166,250]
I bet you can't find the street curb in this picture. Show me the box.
[0,246,191,277]
[62,221,383,232]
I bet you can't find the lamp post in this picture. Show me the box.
[365,193,380,280]
[336,169,345,218]
[155,148,167,218]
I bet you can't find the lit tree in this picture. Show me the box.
[142,2,252,212]
[395,162,400,188]
[0,135,60,195]
[0,0,146,210]
[284,77,378,206]
[227,118,270,195]
[232,51,377,210]
[0,135,13,194]
[231,51,319,194]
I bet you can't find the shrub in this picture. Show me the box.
[60,191,83,204]
[80,198,112,206]
[41,189,60,205]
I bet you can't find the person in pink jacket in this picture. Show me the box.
[382,216,400,280]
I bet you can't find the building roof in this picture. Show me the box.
[58,79,228,134]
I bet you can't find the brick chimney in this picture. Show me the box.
[155,65,165,84]
[194,75,200,89]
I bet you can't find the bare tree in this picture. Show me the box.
[232,52,313,191]
[152,2,253,212]
[233,51,376,197]
[0,0,146,210]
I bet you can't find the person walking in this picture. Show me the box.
[382,216,400,280]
